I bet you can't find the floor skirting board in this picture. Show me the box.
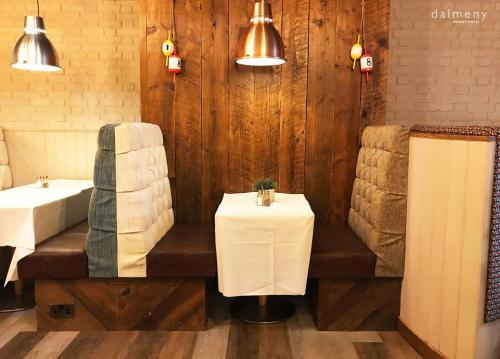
[397,319,446,359]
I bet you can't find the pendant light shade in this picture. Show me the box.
[11,15,61,72]
[236,0,286,66]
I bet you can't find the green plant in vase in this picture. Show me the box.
[254,178,277,202]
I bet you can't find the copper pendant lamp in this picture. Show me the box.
[236,0,286,66]
[11,0,61,72]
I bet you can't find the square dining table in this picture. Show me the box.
[215,192,315,298]
[0,179,93,284]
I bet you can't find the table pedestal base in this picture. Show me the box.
[0,280,35,313]
[229,295,295,324]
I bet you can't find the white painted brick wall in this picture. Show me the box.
[388,0,500,127]
[0,0,140,131]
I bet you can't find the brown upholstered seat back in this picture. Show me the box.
[348,125,409,277]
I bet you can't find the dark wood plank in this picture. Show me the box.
[0,331,47,359]
[278,0,309,194]
[58,331,108,359]
[124,331,169,359]
[226,320,293,359]
[139,0,148,123]
[330,0,362,224]
[353,342,390,359]
[201,0,229,223]
[141,0,177,207]
[228,0,256,193]
[360,0,390,129]
[174,0,203,223]
[253,0,282,184]
[258,322,293,358]
[158,331,198,358]
[90,332,139,359]
[253,64,281,183]
[304,0,337,224]
[225,320,259,359]
[379,331,422,359]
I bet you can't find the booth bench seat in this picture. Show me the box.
[17,222,217,280]
[17,222,217,331]
[309,225,401,331]
[17,220,395,331]
[309,225,375,278]
[147,224,216,278]
[18,222,376,281]
[18,222,88,279]
[19,222,378,280]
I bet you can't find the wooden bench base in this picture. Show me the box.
[35,278,207,331]
[308,278,402,331]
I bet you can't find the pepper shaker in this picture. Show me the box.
[263,190,271,207]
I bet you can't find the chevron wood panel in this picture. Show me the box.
[309,278,402,331]
[35,278,207,331]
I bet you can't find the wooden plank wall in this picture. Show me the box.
[140,0,390,224]
[360,0,390,130]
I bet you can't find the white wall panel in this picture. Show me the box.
[4,130,97,186]
[401,135,500,359]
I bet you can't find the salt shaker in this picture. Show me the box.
[257,190,264,206]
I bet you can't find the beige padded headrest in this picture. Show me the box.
[361,125,409,155]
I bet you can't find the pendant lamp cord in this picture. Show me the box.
[360,0,365,45]
[36,0,40,17]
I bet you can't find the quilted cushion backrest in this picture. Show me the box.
[0,129,12,191]
[348,125,409,277]
[86,123,174,278]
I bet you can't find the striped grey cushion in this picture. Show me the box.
[86,124,119,277]
[86,123,174,278]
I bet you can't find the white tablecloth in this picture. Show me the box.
[215,192,315,297]
[0,179,93,284]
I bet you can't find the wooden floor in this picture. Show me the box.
[0,296,421,359]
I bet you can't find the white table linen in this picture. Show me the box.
[0,179,93,284]
[215,192,314,297]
